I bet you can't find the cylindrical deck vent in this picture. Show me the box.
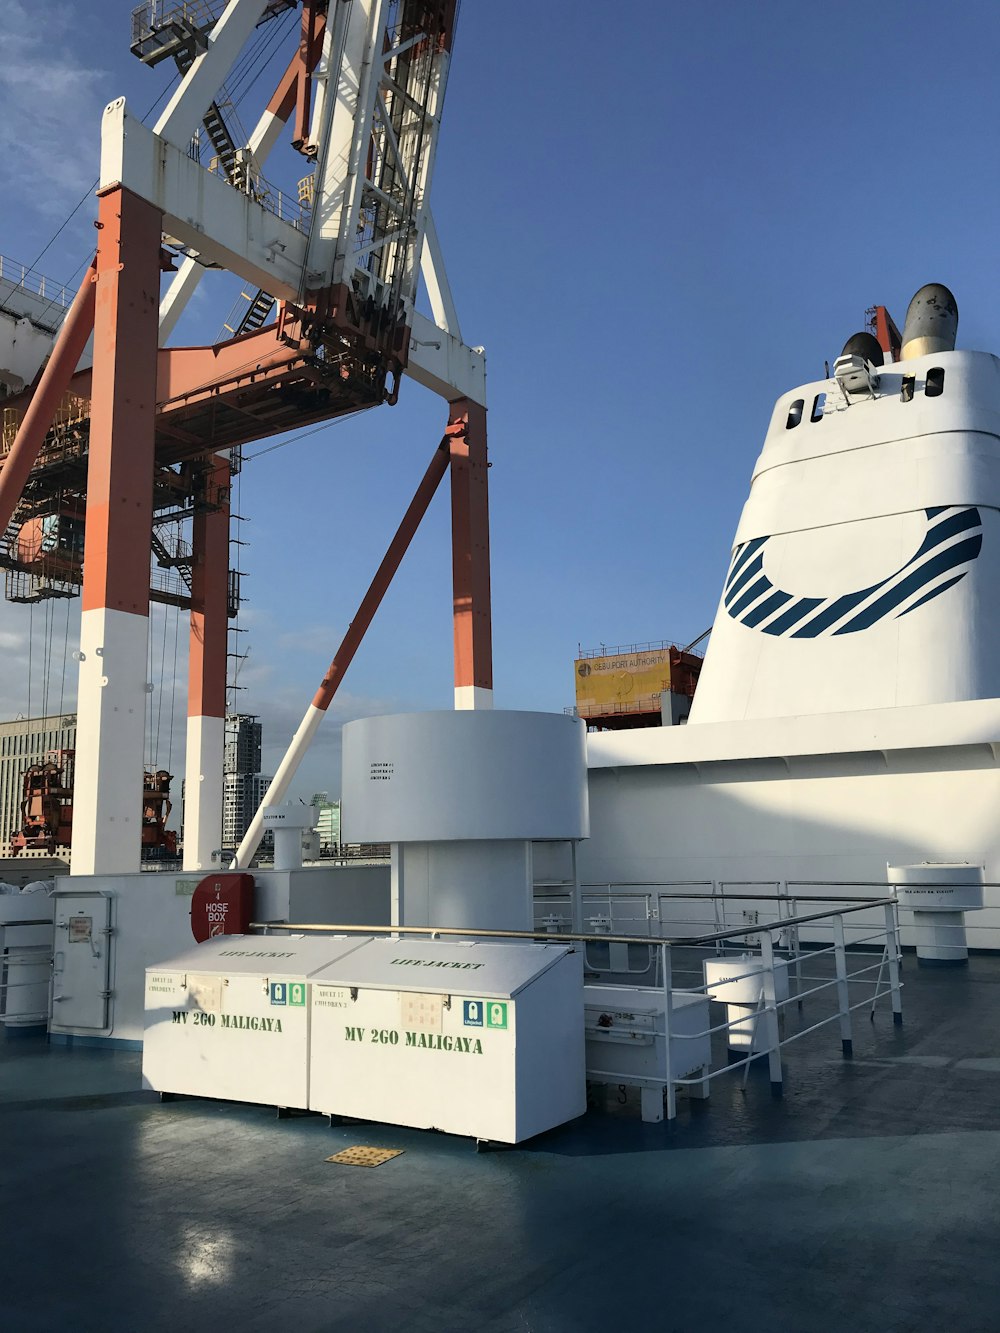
[900,284,958,360]
[888,862,983,966]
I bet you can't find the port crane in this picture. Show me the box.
[0,0,490,874]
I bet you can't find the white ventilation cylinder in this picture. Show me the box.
[262,805,318,872]
[888,862,984,965]
[342,711,589,932]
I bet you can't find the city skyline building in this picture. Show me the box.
[0,712,76,855]
[222,713,272,856]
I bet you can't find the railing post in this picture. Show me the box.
[662,941,676,1121]
[570,842,581,934]
[759,929,783,1095]
[787,892,803,1007]
[832,914,853,1057]
[712,881,724,955]
[883,903,903,1026]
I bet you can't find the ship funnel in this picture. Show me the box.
[840,332,884,367]
[900,283,958,359]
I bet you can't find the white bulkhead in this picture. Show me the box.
[692,345,1000,721]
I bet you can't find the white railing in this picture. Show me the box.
[579,899,902,1120]
[553,877,1000,956]
[253,898,904,1124]
[0,254,71,310]
[0,916,54,1027]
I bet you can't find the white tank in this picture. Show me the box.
[342,711,588,932]
[888,862,984,966]
[691,339,1000,723]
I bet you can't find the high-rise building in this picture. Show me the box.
[222,772,273,851]
[0,713,77,855]
[221,713,272,855]
[311,792,341,852]
[224,713,262,776]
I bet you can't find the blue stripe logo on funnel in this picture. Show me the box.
[724,507,983,637]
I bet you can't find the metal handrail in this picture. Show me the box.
[253,896,905,1124]
[0,253,71,308]
[576,638,705,660]
[251,897,896,951]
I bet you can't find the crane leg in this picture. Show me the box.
[72,187,162,875]
[449,399,493,709]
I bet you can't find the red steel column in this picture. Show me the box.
[0,260,96,535]
[72,186,162,875]
[449,399,493,707]
[184,456,231,870]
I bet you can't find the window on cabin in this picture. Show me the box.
[810,393,826,422]
[901,375,915,402]
[786,399,804,429]
[925,368,945,398]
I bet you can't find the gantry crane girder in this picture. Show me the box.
[0,0,490,876]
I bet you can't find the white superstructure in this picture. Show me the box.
[693,348,1000,722]
[582,287,1000,937]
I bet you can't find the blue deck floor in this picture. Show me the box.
[3,953,1000,1332]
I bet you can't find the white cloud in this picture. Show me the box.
[0,601,78,722]
[0,627,28,652]
[0,0,108,223]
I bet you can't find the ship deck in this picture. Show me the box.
[3,952,1000,1332]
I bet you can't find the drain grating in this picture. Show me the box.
[326,1146,404,1168]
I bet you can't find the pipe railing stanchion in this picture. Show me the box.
[884,902,904,1026]
[662,941,676,1121]
[759,929,783,1095]
[832,914,853,1057]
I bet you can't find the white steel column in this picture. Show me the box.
[305,0,389,287]
[159,255,203,342]
[154,0,271,151]
[73,608,151,874]
[420,211,461,339]
[184,715,226,871]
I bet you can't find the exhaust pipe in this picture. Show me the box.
[901,283,958,359]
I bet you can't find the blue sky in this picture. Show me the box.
[2,0,1000,797]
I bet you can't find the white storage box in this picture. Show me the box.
[584,984,712,1121]
[142,934,370,1107]
[308,937,586,1143]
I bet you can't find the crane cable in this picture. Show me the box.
[166,602,180,775]
[57,598,71,717]
[26,601,32,719]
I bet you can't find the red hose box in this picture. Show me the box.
[190,872,255,943]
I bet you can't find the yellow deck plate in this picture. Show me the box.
[326,1146,404,1168]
